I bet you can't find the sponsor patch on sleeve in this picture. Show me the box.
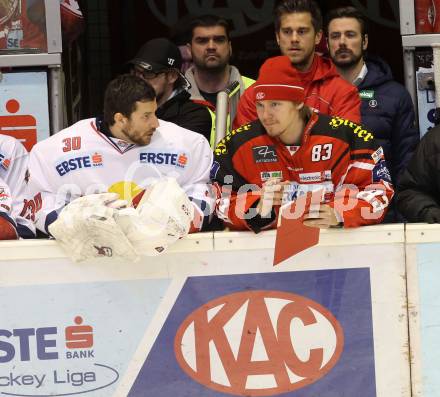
[210,161,220,180]
[371,147,384,164]
[372,160,392,183]
[260,171,282,182]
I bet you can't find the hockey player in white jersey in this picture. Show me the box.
[23,74,214,259]
[0,134,35,238]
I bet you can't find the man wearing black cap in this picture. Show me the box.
[129,37,213,143]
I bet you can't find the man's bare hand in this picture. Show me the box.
[302,204,340,229]
[257,178,291,217]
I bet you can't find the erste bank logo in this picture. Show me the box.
[55,152,104,176]
[174,290,344,396]
[0,316,119,395]
[139,151,188,169]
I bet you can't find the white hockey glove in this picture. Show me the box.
[48,193,139,263]
[116,177,194,256]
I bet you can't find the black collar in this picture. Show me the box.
[95,116,113,137]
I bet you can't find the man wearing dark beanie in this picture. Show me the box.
[212,56,394,232]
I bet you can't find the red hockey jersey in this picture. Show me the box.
[212,112,394,231]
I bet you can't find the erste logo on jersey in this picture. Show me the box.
[0,152,11,171]
[174,290,344,396]
[139,151,188,169]
[55,152,103,176]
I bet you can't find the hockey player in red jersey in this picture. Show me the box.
[212,55,394,232]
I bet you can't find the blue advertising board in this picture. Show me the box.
[0,279,171,397]
[129,268,375,397]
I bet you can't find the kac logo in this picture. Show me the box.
[174,290,344,396]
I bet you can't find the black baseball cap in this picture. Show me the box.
[129,38,182,72]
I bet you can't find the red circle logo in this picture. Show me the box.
[174,290,344,396]
[6,99,20,114]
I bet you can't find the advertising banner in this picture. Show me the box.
[0,71,50,150]
[128,269,375,397]
[0,227,409,396]
[0,279,171,396]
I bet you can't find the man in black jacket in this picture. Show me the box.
[129,37,213,143]
[397,128,440,223]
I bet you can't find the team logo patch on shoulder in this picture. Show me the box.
[371,147,384,164]
[252,145,278,163]
[373,160,392,183]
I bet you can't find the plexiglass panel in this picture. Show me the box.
[0,0,48,53]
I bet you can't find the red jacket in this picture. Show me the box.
[233,55,361,129]
[212,112,393,231]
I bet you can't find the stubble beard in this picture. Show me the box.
[290,48,314,72]
[332,49,364,70]
[193,56,229,74]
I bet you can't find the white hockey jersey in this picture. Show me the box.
[0,176,19,239]
[0,176,13,219]
[0,134,35,237]
[23,118,215,234]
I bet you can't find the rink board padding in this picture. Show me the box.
[0,226,410,396]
